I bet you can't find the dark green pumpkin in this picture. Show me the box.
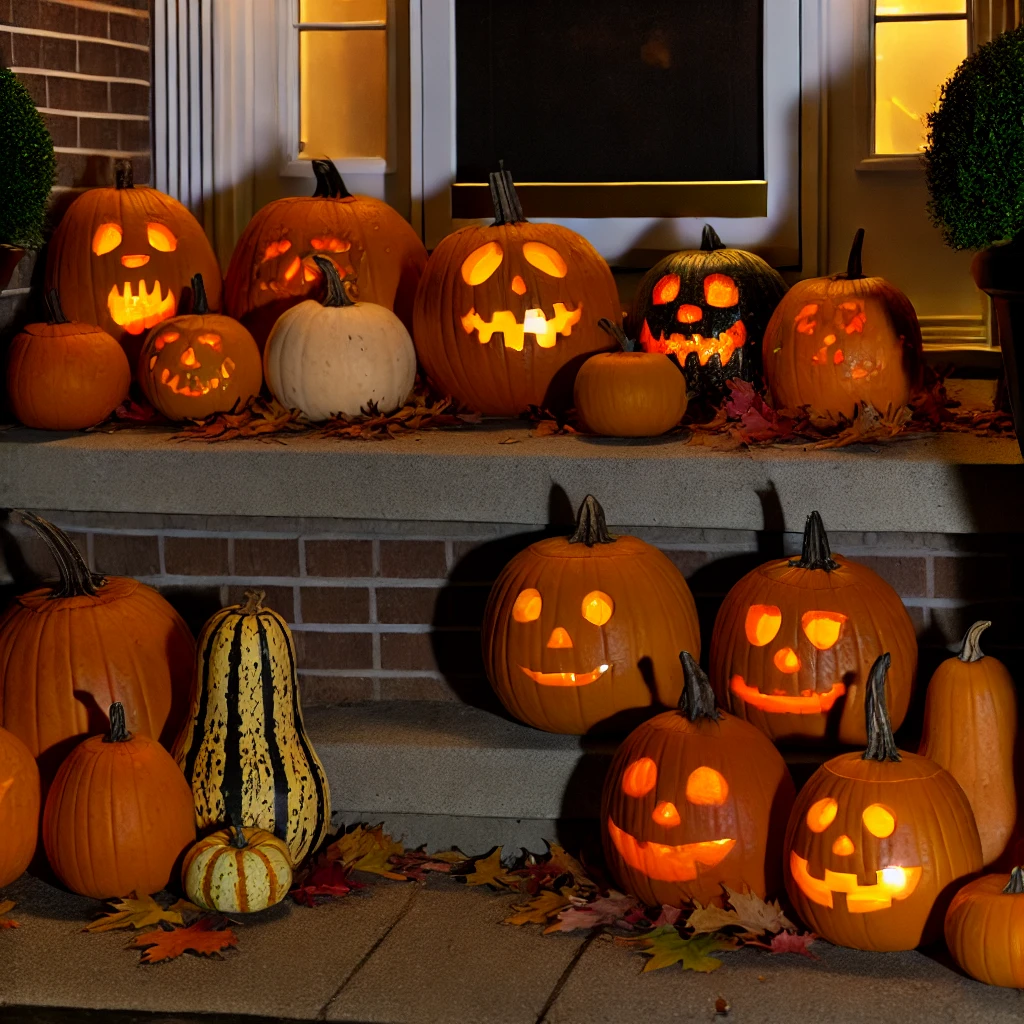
[629,225,787,395]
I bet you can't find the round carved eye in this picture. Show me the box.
[512,588,542,623]
[744,604,781,646]
[147,223,178,252]
[704,273,738,307]
[622,757,657,797]
[806,797,838,832]
[92,223,123,255]
[651,274,680,305]
[676,304,703,324]
[461,241,504,285]
[310,236,351,253]
[522,242,567,278]
[652,800,681,827]
[581,590,613,626]
[863,804,895,838]
[152,330,179,351]
[801,611,847,650]
[685,766,728,806]
[794,303,819,335]
[260,239,292,262]
[197,332,223,351]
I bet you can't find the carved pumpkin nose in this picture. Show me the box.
[773,647,801,673]
[832,834,855,856]
[652,801,681,827]
[547,627,573,649]
[511,275,527,295]
[121,254,150,268]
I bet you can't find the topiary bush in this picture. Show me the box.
[0,68,55,249]
[925,26,1024,252]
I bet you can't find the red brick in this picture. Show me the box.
[5,527,89,583]
[933,557,1011,601]
[223,585,295,620]
[92,533,159,576]
[10,28,42,66]
[234,537,299,577]
[379,677,460,700]
[79,115,119,151]
[300,587,370,624]
[376,587,439,624]
[108,11,148,45]
[299,675,375,704]
[380,630,483,674]
[164,536,229,575]
[118,117,150,152]
[76,7,108,38]
[47,74,108,113]
[304,539,372,577]
[116,44,149,81]
[856,556,927,598]
[41,111,77,148]
[77,39,113,77]
[929,605,1023,650]
[109,81,148,116]
[0,31,11,66]
[450,536,534,583]
[293,630,373,671]
[379,540,446,578]
[14,72,46,106]
[10,1,66,31]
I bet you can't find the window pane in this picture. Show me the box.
[299,0,386,23]
[299,29,388,159]
[876,1,965,13]
[875,19,966,154]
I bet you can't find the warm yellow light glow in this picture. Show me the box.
[511,275,526,295]
[790,852,922,912]
[607,818,735,882]
[744,604,782,646]
[639,319,748,367]
[832,834,855,856]
[106,280,176,334]
[794,304,819,334]
[806,797,838,833]
[512,588,542,623]
[221,358,235,379]
[180,347,198,368]
[197,333,223,351]
[546,626,573,649]
[685,767,729,807]
[121,254,149,268]
[522,242,567,278]
[92,223,123,255]
[581,591,613,627]
[731,676,846,715]
[704,273,739,308]
[651,274,680,305]
[520,665,609,687]
[147,223,178,252]
[461,304,582,351]
[652,801,681,827]
[622,757,658,797]
[676,304,703,324]
[801,611,847,650]
[461,241,504,285]
[310,236,351,252]
[153,330,179,351]
[283,256,301,282]
[773,647,801,674]
[863,804,896,838]
[261,239,292,262]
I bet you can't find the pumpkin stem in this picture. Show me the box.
[958,620,991,663]
[241,589,265,615]
[844,228,866,280]
[678,651,721,722]
[489,167,526,226]
[115,159,134,190]
[862,652,901,762]
[17,510,105,598]
[597,318,634,353]
[1003,867,1024,895]
[190,273,210,316]
[312,255,355,308]
[231,825,249,849]
[568,495,615,547]
[311,158,352,199]
[45,289,69,325]
[104,702,131,744]
[701,224,726,252]
[789,511,839,571]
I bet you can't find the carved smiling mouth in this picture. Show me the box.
[790,852,922,913]
[639,320,747,366]
[731,675,847,714]
[607,818,736,882]
[107,280,176,334]
[520,664,609,687]
[462,304,582,352]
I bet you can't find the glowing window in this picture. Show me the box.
[512,588,542,623]
[863,803,896,838]
[622,757,657,797]
[523,242,567,278]
[806,797,838,832]
[685,766,729,806]
[461,241,504,285]
[92,223,123,255]
[744,605,782,646]
[801,611,847,651]
[581,591,613,627]
[147,223,178,252]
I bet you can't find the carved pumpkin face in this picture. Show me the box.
[630,225,787,397]
[784,655,982,951]
[602,653,795,907]
[482,496,700,735]
[709,512,918,747]
[414,170,620,416]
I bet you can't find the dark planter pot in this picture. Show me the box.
[972,237,1024,457]
[0,245,24,293]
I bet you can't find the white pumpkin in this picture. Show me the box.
[263,256,417,420]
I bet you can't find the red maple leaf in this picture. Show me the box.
[131,918,238,963]
[290,859,364,906]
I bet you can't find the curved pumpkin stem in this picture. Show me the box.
[1003,867,1024,894]
[45,289,69,325]
[312,255,355,308]
[678,651,721,722]
[242,589,265,615]
[958,620,991,663]
[311,159,352,200]
[115,159,134,190]
[598,318,634,353]
[844,228,866,281]
[701,224,726,252]
[17,510,104,598]
[789,511,839,571]
[489,166,526,226]
[231,825,249,849]
[190,273,210,316]
[104,702,131,744]
[568,495,615,547]
[862,652,901,762]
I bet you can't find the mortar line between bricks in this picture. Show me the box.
[534,929,600,1024]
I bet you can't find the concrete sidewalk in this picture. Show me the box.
[1,872,1022,1024]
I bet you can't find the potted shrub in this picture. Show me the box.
[0,68,55,290]
[925,25,1024,448]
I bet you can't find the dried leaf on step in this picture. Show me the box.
[650,905,683,928]
[748,930,819,958]
[0,899,19,929]
[454,847,519,890]
[505,888,578,926]
[544,891,641,933]
[715,996,730,1015]
[388,847,458,881]
[811,403,911,449]
[325,824,407,880]
[687,888,794,938]
[84,894,184,933]
[132,918,238,963]
[630,927,737,974]
[290,858,365,906]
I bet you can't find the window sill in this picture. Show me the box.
[856,155,925,173]
[281,157,389,178]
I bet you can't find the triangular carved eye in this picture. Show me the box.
[461,241,503,285]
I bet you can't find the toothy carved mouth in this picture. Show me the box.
[730,675,846,714]
[607,818,736,882]
[790,852,922,913]
[640,320,747,366]
[462,304,582,351]
[520,664,609,687]
[107,280,176,334]
[158,357,235,398]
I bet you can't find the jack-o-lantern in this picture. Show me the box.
[413,169,621,416]
[602,652,795,907]
[763,229,923,424]
[45,161,222,371]
[481,495,700,735]
[709,511,917,747]
[630,225,788,397]
[224,159,427,350]
[138,274,262,422]
[784,653,982,951]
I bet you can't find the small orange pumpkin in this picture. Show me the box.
[0,724,40,888]
[945,867,1024,987]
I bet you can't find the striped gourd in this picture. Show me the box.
[173,591,331,864]
[183,826,292,913]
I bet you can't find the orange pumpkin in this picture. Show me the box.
[0,512,195,781]
[6,290,130,431]
[0,724,40,888]
[784,653,982,951]
[138,273,262,421]
[602,652,795,907]
[709,511,918,747]
[413,169,621,416]
[482,495,700,735]
[45,161,222,371]
[763,229,923,424]
[919,620,1017,867]
[224,159,427,350]
[945,867,1024,987]
[43,702,196,899]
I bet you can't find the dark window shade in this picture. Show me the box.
[455,0,764,185]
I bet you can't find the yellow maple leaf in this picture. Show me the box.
[83,895,184,933]
[0,899,19,929]
[505,888,575,926]
[545,844,596,889]
[460,847,518,889]
[325,824,407,880]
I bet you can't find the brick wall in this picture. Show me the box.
[3,512,1021,735]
